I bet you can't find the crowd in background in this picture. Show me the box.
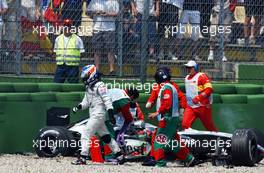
[0,0,264,74]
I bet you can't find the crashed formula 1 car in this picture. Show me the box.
[34,118,264,167]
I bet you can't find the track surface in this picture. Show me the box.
[0,154,263,173]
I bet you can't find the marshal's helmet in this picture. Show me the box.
[154,67,171,84]
[81,64,101,87]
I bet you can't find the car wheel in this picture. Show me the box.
[35,126,75,157]
[248,128,264,163]
[231,129,259,166]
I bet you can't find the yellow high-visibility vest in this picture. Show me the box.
[56,34,81,66]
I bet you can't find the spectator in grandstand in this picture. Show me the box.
[2,0,42,58]
[244,0,264,45]
[131,0,160,59]
[122,0,137,62]
[21,0,41,21]
[41,0,62,29]
[207,0,236,62]
[2,0,15,57]
[53,19,85,83]
[178,0,201,60]
[157,0,182,60]
[122,1,133,36]
[200,0,215,38]
[40,0,50,17]
[87,0,119,76]
[182,60,218,131]
[0,0,8,49]
[61,0,83,28]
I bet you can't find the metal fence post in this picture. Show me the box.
[118,0,123,77]
[219,1,225,60]
[140,0,149,83]
[15,0,22,76]
[213,0,225,80]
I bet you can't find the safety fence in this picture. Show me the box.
[0,0,264,83]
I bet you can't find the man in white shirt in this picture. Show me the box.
[0,0,7,48]
[21,0,41,21]
[158,0,183,60]
[207,0,235,62]
[87,0,119,75]
[131,0,160,58]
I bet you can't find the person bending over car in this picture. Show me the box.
[182,60,218,131]
[115,89,145,139]
[98,89,145,160]
[81,87,142,162]
[148,67,197,167]
[106,88,141,146]
[71,64,125,165]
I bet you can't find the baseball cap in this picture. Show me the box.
[63,19,73,27]
[184,60,197,67]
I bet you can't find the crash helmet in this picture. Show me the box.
[81,64,100,87]
[154,67,171,84]
[127,88,139,100]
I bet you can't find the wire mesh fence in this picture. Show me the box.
[0,0,263,83]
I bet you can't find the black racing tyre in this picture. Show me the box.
[35,126,75,157]
[231,129,259,166]
[248,128,264,163]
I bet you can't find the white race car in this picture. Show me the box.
[35,117,264,167]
